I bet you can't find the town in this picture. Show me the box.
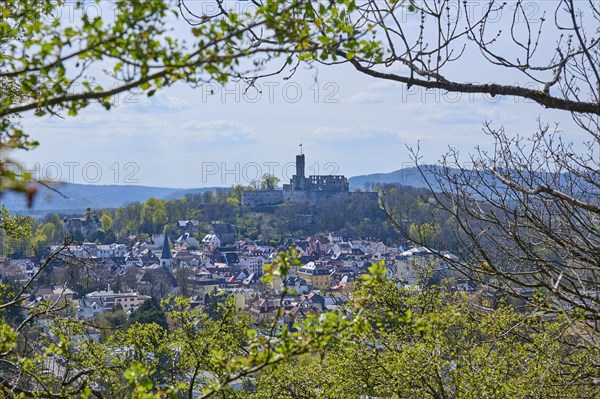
[2,215,465,330]
[1,0,598,396]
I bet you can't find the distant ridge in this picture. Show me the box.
[1,167,442,214]
[349,166,598,207]
[1,183,221,214]
[349,166,438,191]
[5,166,592,216]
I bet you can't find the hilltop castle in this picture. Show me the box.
[242,153,375,207]
[282,153,349,202]
[284,153,349,192]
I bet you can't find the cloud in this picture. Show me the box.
[135,91,192,111]
[366,80,405,91]
[393,96,520,126]
[312,126,409,140]
[343,80,406,104]
[344,92,386,104]
[178,119,257,142]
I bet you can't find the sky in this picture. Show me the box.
[13,1,589,188]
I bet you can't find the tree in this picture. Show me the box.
[253,263,600,398]
[141,198,168,234]
[0,204,33,257]
[84,208,94,221]
[40,213,65,241]
[0,204,32,240]
[1,0,369,197]
[331,0,600,331]
[408,222,436,247]
[172,0,599,118]
[404,124,600,330]
[0,279,25,327]
[3,247,598,397]
[228,184,248,207]
[0,249,361,398]
[129,297,168,331]
[173,0,597,322]
[122,266,139,292]
[260,174,281,191]
[1,0,599,396]
[95,304,127,342]
[174,266,193,297]
[203,288,230,320]
[100,213,114,232]
[71,229,84,244]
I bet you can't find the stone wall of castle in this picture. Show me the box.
[242,190,284,207]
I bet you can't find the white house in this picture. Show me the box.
[388,247,452,284]
[80,286,151,316]
[202,234,221,251]
[238,255,266,276]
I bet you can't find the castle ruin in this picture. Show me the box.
[242,153,375,207]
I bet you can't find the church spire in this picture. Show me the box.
[160,234,171,268]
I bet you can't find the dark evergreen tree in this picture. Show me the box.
[129,297,168,331]
[203,289,229,320]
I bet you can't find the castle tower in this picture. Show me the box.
[293,153,306,190]
[160,234,172,269]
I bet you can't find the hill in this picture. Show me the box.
[349,166,439,191]
[1,183,220,214]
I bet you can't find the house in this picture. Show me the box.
[49,245,91,259]
[328,232,343,243]
[191,273,226,298]
[64,211,100,237]
[331,242,341,254]
[27,285,79,313]
[220,250,240,268]
[284,276,310,295]
[298,291,325,311]
[94,243,127,258]
[370,241,387,254]
[78,287,150,318]
[124,248,159,268]
[176,232,200,249]
[202,234,221,251]
[145,234,165,251]
[83,286,150,311]
[389,247,450,284]
[281,305,315,326]
[1,259,37,282]
[330,278,351,297]
[225,288,250,312]
[238,255,265,276]
[192,265,228,291]
[30,285,78,304]
[177,220,200,233]
[249,298,277,325]
[297,262,333,290]
[305,236,327,255]
[172,247,199,267]
[77,297,105,319]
